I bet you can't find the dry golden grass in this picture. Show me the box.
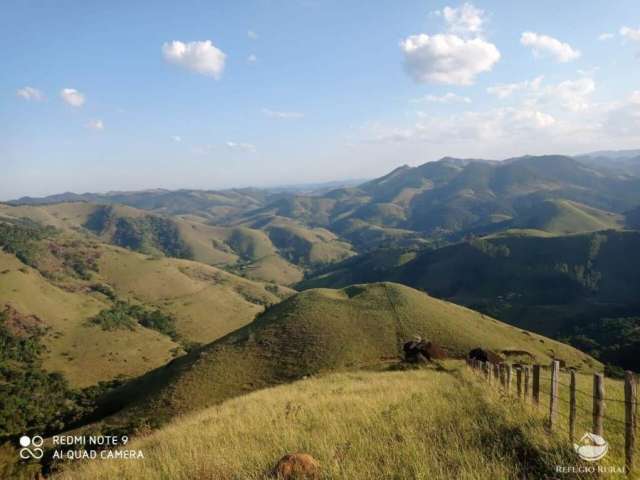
[55,362,606,480]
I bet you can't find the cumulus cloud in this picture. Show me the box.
[400,34,500,85]
[630,91,640,104]
[598,33,614,41]
[439,3,485,37]
[226,141,256,152]
[368,106,556,147]
[412,92,471,104]
[620,26,640,42]
[16,86,44,101]
[60,88,85,107]
[247,30,258,40]
[87,119,104,130]
[162,40,226,78]
[487,76,544,99]
[172,136,182,143]
[247,54,257,63]
[539,78,595,112]
[520,32,581,62]
[262,108,304,119]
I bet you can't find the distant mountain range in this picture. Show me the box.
[575,148,640,176]
[2,152,640,373]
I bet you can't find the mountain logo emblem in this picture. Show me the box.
[573,432,608,462]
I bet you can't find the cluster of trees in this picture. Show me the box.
[88,301,177,339]
[562,316,640,374]
[0,310,121,440]
[0,220,56,267]
[84,206,192,259]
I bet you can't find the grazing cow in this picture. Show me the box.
[468,347,503,364]
[403,339,447,363]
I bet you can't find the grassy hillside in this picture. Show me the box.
[0,203,348,285]
[511,199,623,234]
[300,230,640,372]
[101,282,596,430]
[54,365,611,480]
[0,218,291,389]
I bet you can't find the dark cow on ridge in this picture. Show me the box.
[468,347,503,364]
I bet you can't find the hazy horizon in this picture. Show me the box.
[6,147,638,202]
[3,0,640,199]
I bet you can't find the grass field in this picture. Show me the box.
[55,362,610,480]
[96,282,598,431]
[522,366,633,476]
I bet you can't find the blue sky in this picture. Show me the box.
[2,0,640,199]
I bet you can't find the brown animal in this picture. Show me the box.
[403,339,446,363]
[468,347,503,364]
[272,453,320,479]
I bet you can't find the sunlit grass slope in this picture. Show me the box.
[514,199,624,235]
[110,283,597,426]
[56,365,601,480]
[0,251,176,387]
[0,228,292,387]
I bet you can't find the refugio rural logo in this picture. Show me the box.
[573,432,609,462]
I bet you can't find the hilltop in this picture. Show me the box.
[100,282,596,429]
[300,230,640,371]
[0,202,354,285]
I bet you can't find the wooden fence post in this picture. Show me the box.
[493,363,500,383]
[500,364,506,388]
[569,370,577,442]
[506,364,512,394]
[625,371,637,476]
[593,373,605,437]
[533,365,541,406]
[524,366,530,400]
[517,368,523,398]
[549,360,559,430]
[483,362,490,382]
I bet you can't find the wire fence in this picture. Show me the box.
[466,358,638,477]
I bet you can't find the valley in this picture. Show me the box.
[1,151,639,479]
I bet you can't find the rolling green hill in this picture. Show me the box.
[508,199,624,235]
[300,230,640,372]
[101,282,597,429]
[0,218,292,389]
[0,203,350,285]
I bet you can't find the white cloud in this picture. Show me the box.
[60,88,86,107]
[412,92,471,104]
[172,135,182,143]
[226,141,256,152]
[16,86,43,101]
[520,32,581,62]
[247,54,257,63]
[487,76,594,111]
[368,106,556,147]
[440,3,485,37]
[598,33,614,41]
[248,30,258,40]
[620,26,640,42]
[630,91,640,104]
[162,40,226,79]
[87,119,104,130]
[539,78,595,112]
[487,76,543,99]
[262,108,304,119]
[400,34,500,85]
